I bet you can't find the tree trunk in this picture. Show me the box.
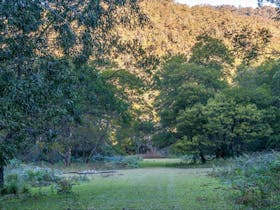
[64,147,72,167]
[0,165,4,188]
[199,151,206,164]
[63,127,73,167]
[86,134,106,163]
[198,141,206,164]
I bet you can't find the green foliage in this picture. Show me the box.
[212,152,280,209]
[190,35,233,69]
[170,85,272,160]
[152,131,176,149]
[1,161,60,195]
[0,0,147,64]
[116,156,142,168]
[1,182,22,195]
[0,172,31,195]
[205,95,271,155]
[55,179,74,194]
[0,0,145,186]
[234,60,280,149]
[175,103,212,162]
[156,46,230,160]
[5,163,62,187]
[155,39,279,159]
[0,57,83,170]
[101,69,144,90]
[0,144,15,167]
[157,56,226,128]
[0,162,88,195]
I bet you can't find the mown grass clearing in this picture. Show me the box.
[1,168,234,210]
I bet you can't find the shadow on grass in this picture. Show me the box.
[139,158,213,168]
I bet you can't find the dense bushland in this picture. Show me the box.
[212,152,280,209]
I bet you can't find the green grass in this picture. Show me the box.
[139,158,215,168]
[139,158,185,168]
[0,168,234,210]
[37,161,121,172]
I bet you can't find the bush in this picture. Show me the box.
[1,182,19,195]
[116,156,142,168]
[5,163,62,187]
[211,152,280,209]
[1,162,63,196]
[180,155,197,164]
[55,179,74,194]
[1,161,91,196]
[91,155,142,168]
[0,181,30,196]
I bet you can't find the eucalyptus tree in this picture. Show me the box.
[0,0,146,186]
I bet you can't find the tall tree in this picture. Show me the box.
[155,37,230,147]
[234,60,280,149]
[0,0,145,187]
[175,94,272,161]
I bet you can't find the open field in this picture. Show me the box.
[0,167,234,210]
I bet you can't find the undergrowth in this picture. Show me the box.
[211,152,280,209]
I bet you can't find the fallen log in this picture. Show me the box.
[64,170,117,175]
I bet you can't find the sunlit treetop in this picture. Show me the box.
[0,0,148,65]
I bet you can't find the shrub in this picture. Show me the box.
[180,155,197,164]
[1,172,32,196]
[55,179,74,194]
[1,182,19,195]
[0,181,30,196]
[1,162,91,196]
[21,184,31,194]
[5,174,18,183]
[5,163,62,188]
[116,156,142,168]
[211,152,280,209]
[1,162,63,196]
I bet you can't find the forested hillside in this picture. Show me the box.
[103,0,280,124]
[113,0,280,69]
